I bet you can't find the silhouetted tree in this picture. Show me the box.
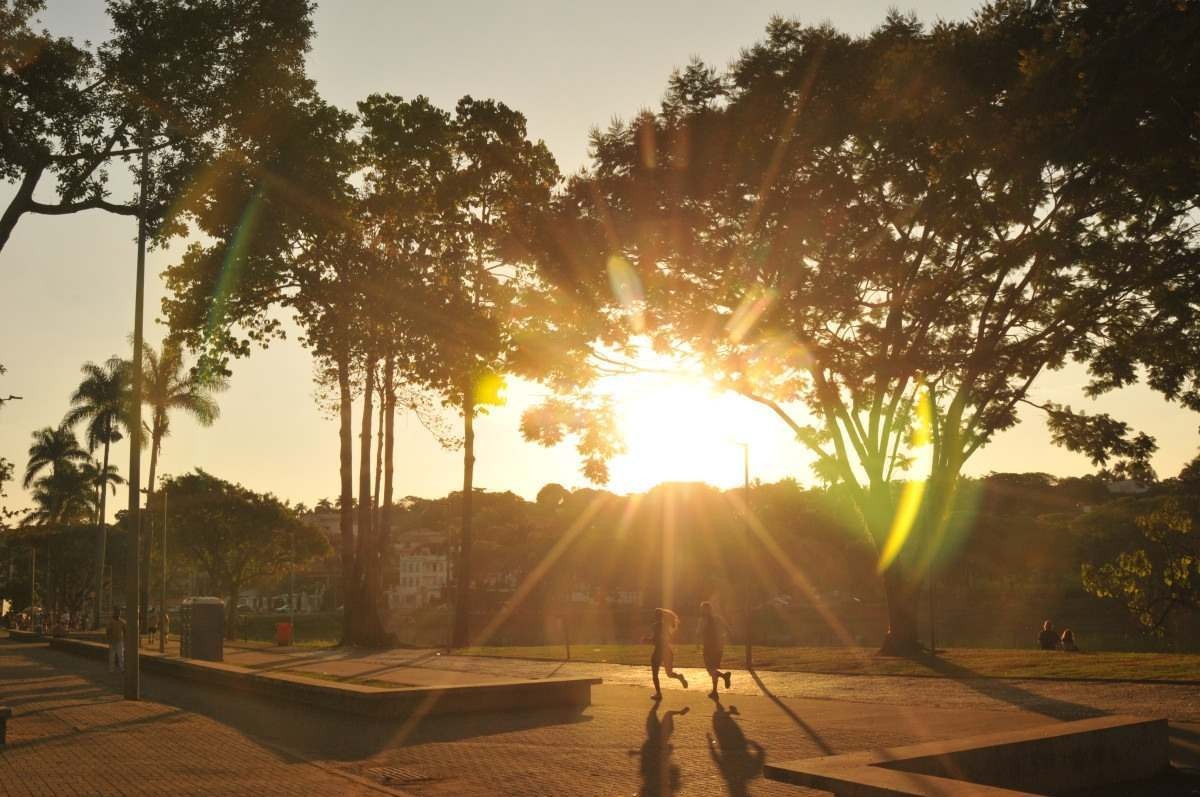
[538,6,1200,652]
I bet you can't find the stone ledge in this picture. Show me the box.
[48,636,600,719]
[764,715,1169,796]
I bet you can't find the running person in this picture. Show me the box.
[646,608,688,699]
[698,601,732,697]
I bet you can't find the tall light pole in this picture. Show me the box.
[737,442,753,670]
[159,487,167,654]
[289,525,295,635]
[124,143,149,700]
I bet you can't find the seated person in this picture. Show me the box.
[1060,628,1079,652]
[1038,620,1058,650]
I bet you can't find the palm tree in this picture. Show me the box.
[29,464,96,526]
[24,423,88,488]
[79,459,125,526]
[64,356,129,627]
[138,340,227,619]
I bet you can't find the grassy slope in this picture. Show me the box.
[458,644,1200,682]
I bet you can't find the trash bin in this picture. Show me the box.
[275,622,293,646]
[179,597,224,661]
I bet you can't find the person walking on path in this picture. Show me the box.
[698,601,733,698]
[645,608,688,700]
[1038,620,1058,650]
[106,607,126,672]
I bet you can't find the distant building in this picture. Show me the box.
[386,528,450,608]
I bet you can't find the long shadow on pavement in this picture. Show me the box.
[633,704,689,796]
[28,639,593,762]
[707,700,766,797]
[912,654,1106,721]
[748,668,834,755]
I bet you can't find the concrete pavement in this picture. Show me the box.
[4,635,1199,795]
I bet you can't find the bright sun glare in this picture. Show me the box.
[599,370,803,495]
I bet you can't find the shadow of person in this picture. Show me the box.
[708,702,766,797]
[633,704,690,796]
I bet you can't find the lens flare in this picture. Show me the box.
[473,371,507,407]
[877,386,933,574]
[606,254,645,332]
[205,189,264,339]
[726,284,776,343]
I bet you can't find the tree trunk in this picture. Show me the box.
[373,378,384,523]
[452,388,476,648]
[352,352,384,645]
[380,354,395,604]
[92,428,112,629]
[336,351,355,644]
[0,163,41,255]
[879,564,923,656]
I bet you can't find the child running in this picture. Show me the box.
[645,607,688,699]
[698,601,733,697]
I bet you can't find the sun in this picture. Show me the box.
[599,369,805,495]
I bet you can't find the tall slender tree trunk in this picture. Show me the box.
[92,424,112,629]
[373,379,384,524]
[380,354,395,583]
[452,387,476,649]
[336,351,355,644]
[353,353,382,645]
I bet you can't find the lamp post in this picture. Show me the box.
[289,525,295,635]
[159,487,167,654]
[736,442,753,670]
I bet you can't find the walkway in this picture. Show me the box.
[4,636,1198,795]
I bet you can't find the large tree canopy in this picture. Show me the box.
[0,0,318,254]
[536,2,1200,651]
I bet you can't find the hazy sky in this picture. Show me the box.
[2,1,1197,519]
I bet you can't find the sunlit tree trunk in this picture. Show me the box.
[336,350,355,644]
[352,352,385,645]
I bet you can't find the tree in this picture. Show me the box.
[136,339,226,625]
[159,470,328,635]
[62,355,129,626]
[538,6,1200,653]
[28,465,95,526]
[0,0,319,255]
[418,96,559,648]
[24,422,88,488]
[1082,457,1200,634]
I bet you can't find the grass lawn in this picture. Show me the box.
[457,644,1200,683]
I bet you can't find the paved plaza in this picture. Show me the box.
[1,634,1198,795]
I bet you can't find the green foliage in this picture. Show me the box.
[0,524,101,613]
[0,0,320,252]
[23,422,87,488]
[533,4,1200,647]
[1081,490,1200,635]
[155,470,329,629]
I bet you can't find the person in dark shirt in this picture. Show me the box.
[1060,628,1079,652]
[1038,620,1058,650]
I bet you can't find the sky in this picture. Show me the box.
[2,1,1197,520]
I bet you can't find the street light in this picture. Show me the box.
[735,441,753,670]
[159,487,167,654]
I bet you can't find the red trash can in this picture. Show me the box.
[275,622,293,646]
